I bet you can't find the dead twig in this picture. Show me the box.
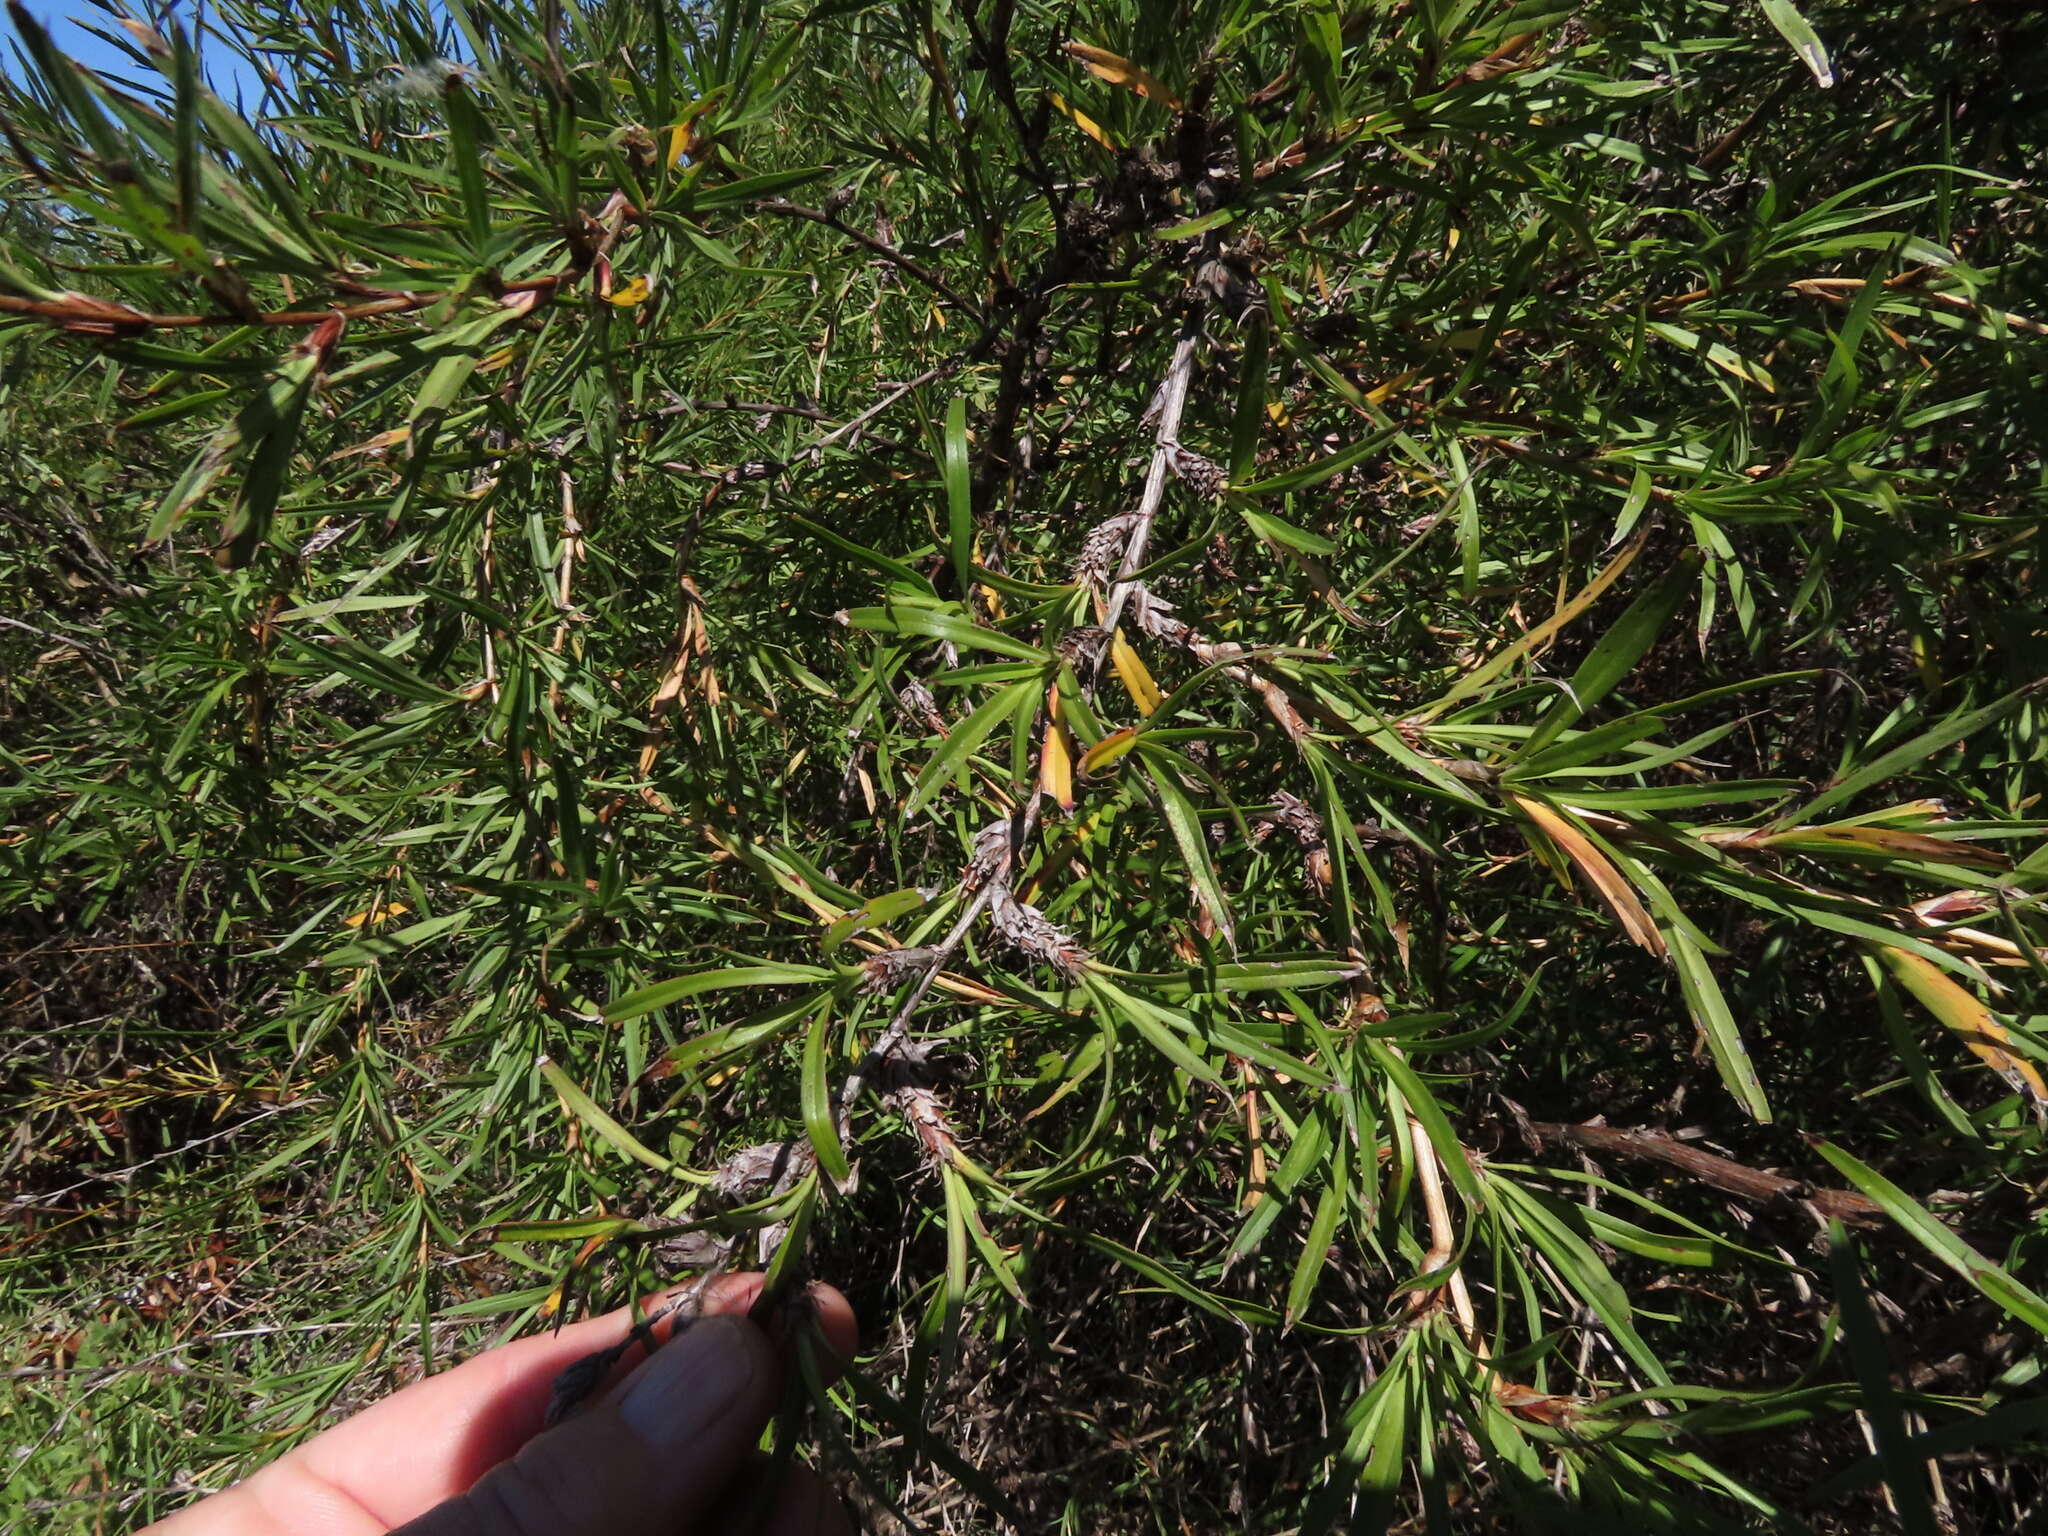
[1096,315,1201,646]
[1523,1119,1885,1227]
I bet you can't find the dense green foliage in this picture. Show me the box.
[5,0,2047,1529]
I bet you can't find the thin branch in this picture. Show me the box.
[835,795,1044,1129]
[755,199,980,317]
[643,395,913,455]
[0,613,120,669]
[0,289,430,333]
[1524,1119,1885,1227]
[1097,315,1201,644]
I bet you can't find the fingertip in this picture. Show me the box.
[697,1275,856,1376]
[803,1282,859,1381]
[699,1270,768,1317]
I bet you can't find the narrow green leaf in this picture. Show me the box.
[1813,1140,2048,1335]
[1229,310,1270,481]
[1286,1128,1348,1326]
[1788,683,2043,825]
[603,965,832,1024]
[789,514,938,595]
[801,1004,850,1185]
[1758,0,1835,88]
[844,605,1050,661]
[1239,504,1336,556]
[1520,550,1701,762]
[537,1057,673,1173]
[1083,974,1223,1086]
[942,395,974,599]
[1364,1037,1481,1204]
[1139,748,1236,949]
[1672,927,1772,1121]
[1829,1226,1941,1536]
[442,76,494,253]
[904,680,1038,818]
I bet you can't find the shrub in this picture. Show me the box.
[3,0,2045,1529]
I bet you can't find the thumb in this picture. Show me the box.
[394,1313,780,1536]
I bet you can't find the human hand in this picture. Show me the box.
[145,1273,858,1536]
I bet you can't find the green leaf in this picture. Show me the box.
[1672,927,1772,1122]
[1520,550,1702,762]
[942,395,974,600]
[1232,425,1397,496]
[1151,208,1237,241]
[442,75,495,253]
[603,965,833,1024]
[150,342,323,552]
[1286,1127,1348,1326]
[789,514,937,596]
[1239,504,1336,556]
[903,679,1039,818]
[279,126,461,189]
[801,1003,850,1185]
[1229,310,1270,482]
[1828,1226,1941,1536]
[536,1057,674,1174]
[1364,1037,1480,1204]
[486,1215,652,1243]
[844,605,1050,661]
[1139,747,1236,949]
[1758,0,1835,88]
[1788,683,2044,825]
[1083,974,1223,1086]
[1813,1141,2048,1335]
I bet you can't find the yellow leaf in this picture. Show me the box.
[1363,370,1416,406]
[1110,629,1163,715]
[605,275,651,307]
[665,91,725,168]
[1510,795,1666,958]
[1040,686,1075,810]
[1062,41,1182,110]
[1878,945,2047,1106]
[929,970,1009,1005]
[1081,727,1139,776]
[972,535,1004,619]
[326,427,411,462]
[342,901,410,929]
[1904,894,2038,969]
[1048,90,1116,149]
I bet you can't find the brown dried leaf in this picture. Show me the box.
[1511,794,1666,958]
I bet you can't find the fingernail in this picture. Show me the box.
[617,1314,758,1442]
